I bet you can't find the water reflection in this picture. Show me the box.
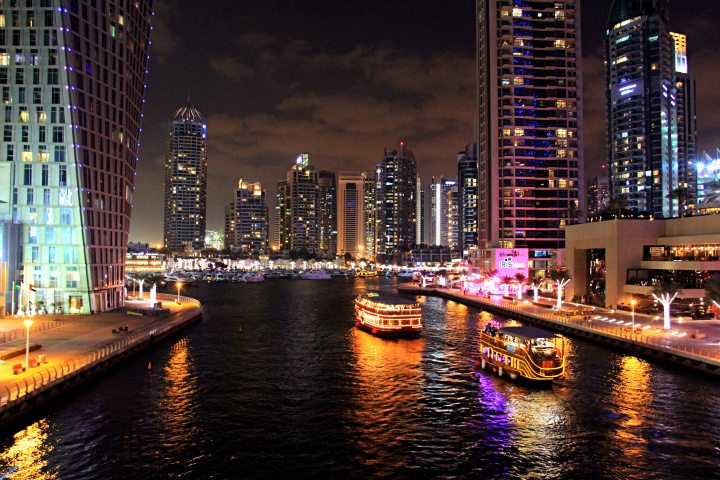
[350,328,425,470]
[0,420,58,479]
[609,356,652,460]
[158,338,200,448]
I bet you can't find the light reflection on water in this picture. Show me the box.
[0,420,58,479]
[0,280,719,479]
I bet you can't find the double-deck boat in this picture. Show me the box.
[354,293,422,337]
[356,270,378,277]
[478,325,565,382]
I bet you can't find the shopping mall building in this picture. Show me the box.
[565,215,720,318]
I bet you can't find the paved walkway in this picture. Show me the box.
[0,296,198,392]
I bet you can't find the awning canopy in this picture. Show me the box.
[499,326,556,339]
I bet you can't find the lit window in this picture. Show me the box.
[554,40,566,48]
[557,128,568,138]
[514,128,524,137]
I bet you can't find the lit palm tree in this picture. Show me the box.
[547,269,571,310]
[514,273,527,299]
[528,277,546,303]
[651,281,681,330]
[500,276,514,297]
[667,187,689,218]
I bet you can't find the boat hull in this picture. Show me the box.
[355,320,421,338]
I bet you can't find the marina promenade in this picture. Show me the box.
[0,293,202,423]
[399,283,720,376]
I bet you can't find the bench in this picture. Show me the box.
[12,363,22,375]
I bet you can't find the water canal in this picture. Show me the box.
[0,278,718,479]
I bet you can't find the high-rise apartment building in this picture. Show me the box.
[671,32,697,209]
[587,176,611,217]
[416,178,425,246]
[606,0,679,218]
[476,0,583,274]
[337,172,364,258]
[276,154,319,253]
[363,172,376,260]
[457,143,478,253]
[163,102,208,252]
[0,1,153,313]
[318,170,337,258]
[224,202,236,252]
[226,179,268,256]
[429,177,457,248]
[375,142,417,262]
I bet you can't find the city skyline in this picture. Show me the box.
[130,0,720,244]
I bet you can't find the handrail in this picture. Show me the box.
[0,300,201,409]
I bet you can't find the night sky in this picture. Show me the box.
[129,0,720,243]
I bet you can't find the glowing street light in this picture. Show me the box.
[23,319,33,371]
[630,299,637,329]
[176,282,182,304]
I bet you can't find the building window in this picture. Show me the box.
[52,126,63,143]
[60,208,72,225]
[59,165,67,186]
[66,269,79,289]
[41,164,49,185]
[23,164,32,185]
[3,125,12,142]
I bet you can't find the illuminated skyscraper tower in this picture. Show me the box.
[476,0,584,274]
[606,0,677,217]
[0,1,153,313]
[163,102,208,253]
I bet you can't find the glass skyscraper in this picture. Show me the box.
[163,102,207,253]
[457,143,478,254]
[476,0,584,274]
[0,1,153,314]
[606,0,678,218]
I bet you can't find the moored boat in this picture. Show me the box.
[300,270,332,280]
[478,325,565,382]
[354,293,422,338]
[244,272,265,283]
[355,270,378,277]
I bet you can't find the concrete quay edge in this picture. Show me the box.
[399,285,720,378]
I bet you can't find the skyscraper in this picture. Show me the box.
[476,0,583,274]
[318,170,337,258]
[276,154,319,254]
[606,0,678,218]
[587,176,611,217]
[429,177,457,247]
[457,143,478,253]
[337,172,365,258]
[224,202,236,252]
[0,1,153,313]
[671,32,697,210]
[163,102,208,252]
[416,178,425,246]
[375,142,417,262]
[363,172,376,260]
[227,179,268,256]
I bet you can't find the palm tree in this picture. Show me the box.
[547,269,571,310]
[667,187,689,218]
[608,195,628,218]
[651,281,682,330]
[500,276,514,297]
[514,273,527,299]
[705,274,720,309]
[528,277,546,303]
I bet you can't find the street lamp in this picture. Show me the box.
[630,299,637,329]
[23,319,33,371]
[176,282,182,304]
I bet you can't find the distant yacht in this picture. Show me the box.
[244,272,265,283]
[300,270,332,280]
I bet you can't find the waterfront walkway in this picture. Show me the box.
[400,284,720,374]
[0,293,202,412]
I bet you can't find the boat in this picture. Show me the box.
[354,293,422,337]
[300,270,332,280]
[356,270,378,277]
[478,325,565,382]
[244,272,265,283]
